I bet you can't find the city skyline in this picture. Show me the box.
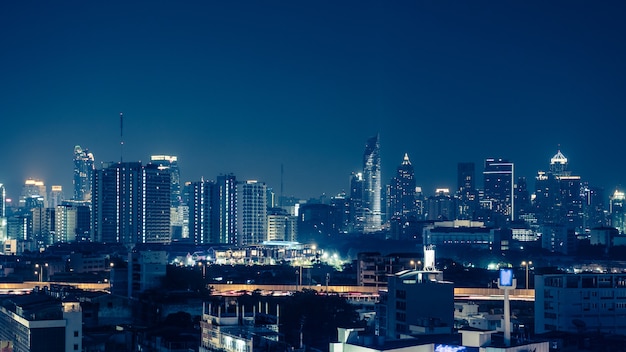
[1,1,626,200]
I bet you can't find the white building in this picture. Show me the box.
[535,273,626,335]
[238,180,267,246]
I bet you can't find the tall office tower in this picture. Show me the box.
[21,179,47,208]
[0,184,5,242]
[330,192,351,234]
[150,155,181,207]
[457,162,477,220]
[49,185,64,208]
[213,174,237,245]
[515,176,531,217]
[362,134,382,233]
[534,150,584,232]
[387,153,416,220]
[91,162,171,244]
[141,163,171,243]
[73,145,95,201]
[425,188,456,221]
[483,158,514,222]
[267,207,298,242]
[582,185,607,229]
[189,179,214,244]
[32,207,54,246]
[0,183,5,217]
[237,180,267,246]
[349,172,364,232]
[610,189,626,234]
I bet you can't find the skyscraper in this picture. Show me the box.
[73,145,95,202]
[237,180,267,246]
[213,174,237,245]
[91,162,171,244]
[21,179,47,208]
[534,150,584,232]
[189,179,214,245]
[150,155,182,207]
[483,158,514,222]
[457,162,477,220]
[362,134,382,233]
[387,153,416,219]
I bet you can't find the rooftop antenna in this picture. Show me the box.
[120,112,124,163]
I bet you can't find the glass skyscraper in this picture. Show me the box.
[362,134,382,232]
[73,145,95,202]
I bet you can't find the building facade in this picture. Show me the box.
[535,273,626,336]
[362,135,382,233]
[73,145,95,202]
[91,162,171,244]
[238,180,268,246]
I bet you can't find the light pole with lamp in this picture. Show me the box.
[35,263,48,282]
[410,260,421,270]
[521,261,532,290]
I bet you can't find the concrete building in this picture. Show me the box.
[535,273,626,336]
[199,299,281,352]
[0,292,82,352]
[238,180,267,246]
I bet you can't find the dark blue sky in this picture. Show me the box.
[1,1,625,201]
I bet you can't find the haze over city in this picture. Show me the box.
[1,1,625,200]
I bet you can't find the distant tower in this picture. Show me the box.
[362,134,382,233]
[388,153,416,219]
[237,180,267,246]
[610,189,626,234]
[483,158,514,222]
[73,145,95,202]
[534,149,584,233]
[150,155,182,207]
[457,162,477,220]
[49,185,64,208]
[21,179,47,208]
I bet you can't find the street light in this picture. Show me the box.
[35,263,48,282]
[410,260,421,270]
[521,261,533,290]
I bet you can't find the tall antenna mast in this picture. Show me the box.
[120,112,124,162]
[280,163,284,207]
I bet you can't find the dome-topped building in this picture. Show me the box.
[549,149,569,176]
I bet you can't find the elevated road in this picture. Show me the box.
[0,282,535,301]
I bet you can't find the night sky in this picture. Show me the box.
[1,1,625,201]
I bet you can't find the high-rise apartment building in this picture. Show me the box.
[387,153,416,220]
[91,162,171,244]
[349,172,364,232]
[73,145,95,202]
[214,174,238,245]
[237,180,267,246]
[483,158,514,222]
[189,179,214,245]
[362,134,382,233]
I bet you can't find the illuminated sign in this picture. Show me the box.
[499,268,513,287]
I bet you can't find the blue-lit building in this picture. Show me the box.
[91,162,171,244]
[362,134,382,233]
[73,145,95,202]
